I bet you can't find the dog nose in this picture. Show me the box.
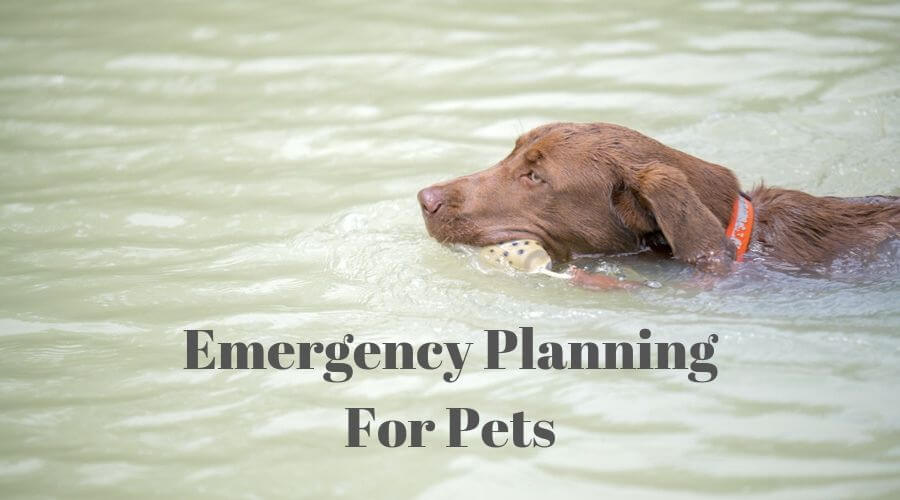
[417,186,444,215]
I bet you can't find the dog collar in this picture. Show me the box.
[725,193,754,261]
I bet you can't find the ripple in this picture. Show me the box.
[126,212,185,228]
[105,53,231,72]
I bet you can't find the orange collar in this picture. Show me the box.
[725,193,754,261]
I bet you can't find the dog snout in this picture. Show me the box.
[418,186,445,215]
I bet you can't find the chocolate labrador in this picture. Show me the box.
[417,122,899,288]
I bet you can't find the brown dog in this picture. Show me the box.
[417,122,899,287]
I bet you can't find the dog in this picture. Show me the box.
[417,122,899,288]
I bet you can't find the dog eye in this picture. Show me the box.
[526,170,542,183]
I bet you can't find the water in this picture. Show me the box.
[1,0,899,498]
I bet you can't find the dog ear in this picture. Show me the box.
[614,162,734,273]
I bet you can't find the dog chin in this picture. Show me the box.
[424,225,478,247]
[425,219,552,251]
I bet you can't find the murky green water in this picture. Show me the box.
[1,0,899,498]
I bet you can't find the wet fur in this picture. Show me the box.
[749,187,899,266]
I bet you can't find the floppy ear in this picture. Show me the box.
[614,162,734,273]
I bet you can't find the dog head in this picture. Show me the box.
[418,122,740,273]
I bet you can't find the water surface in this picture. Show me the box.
[1,0,899,498]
